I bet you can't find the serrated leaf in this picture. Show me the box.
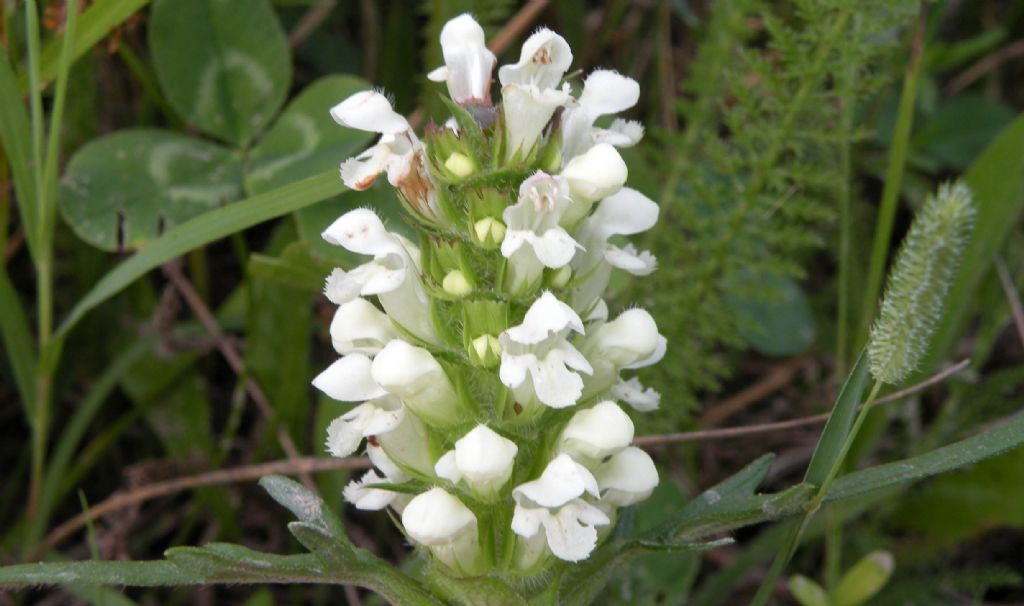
[149,0,290,146]
[259,475,346,540]
[59,129,244,251]
[248,75,374,193]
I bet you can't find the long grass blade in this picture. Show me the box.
[0,50,40,257]
[0,269,37,418]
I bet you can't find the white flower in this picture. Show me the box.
[498,28,574,159]
[501,83,572,160]
[571,187,659,313]
[498,29,573,90]
[499,292,593,411]
[560,143,628,227]
[558,401,634,462]
[610,377,661,412]
[331,90,437,217]
[511,454,610,562]
[594,446,659,506]
[427,14,496,104]
[312,353,387,402]
[435,424,518,499]
[371,339,461,427]
[501,172,581,293]
[402,487,484,575]
[581,308,666,400]
[344,445,412,512]
[329,298,400,355]
[561,70,642,164]
[324,395,433,476]
[323,208,438,343]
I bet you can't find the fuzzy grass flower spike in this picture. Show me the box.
[314,12,665,583]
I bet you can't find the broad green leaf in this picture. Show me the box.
[803,350,870,486]
[912,95,1016,169]
[726,272,816,356]
[788,575,829,606]
[833,551,894,606]
[248,242,334,292]
[0,50,39,256]
[247,75,373,193]
[827,412,1024,502]
[149,0,290,146]
[29,0,150,89]
[56,170,346,339]
[59,129,244,251]
[925,114,1024,369]
[0,269,36,419]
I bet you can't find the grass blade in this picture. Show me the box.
[803,349,871,485]
[0,50,39,256]
[0,269,37,417]
[56,170,345,339]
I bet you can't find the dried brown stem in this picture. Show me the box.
[635,359,970,446]
[946,39,1024,95]
[700,356,809,427]
[287,0,337,50]
[29,457,370,561]
[162,262,317,493]
[995,256,1024,348]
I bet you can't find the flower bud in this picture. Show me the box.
[593,446,659,506]
[469,334,502,368]
[589,308,663,368]
[371,340,461,427]
[472,217,507,249]
[558,401,634,462]
[442,269,474,297]
[561,143,627,226]
[547,265,572,289]
[444,152,477,179]
[435,424,518,499]
[330,298,399,355]
[402,487,484,576]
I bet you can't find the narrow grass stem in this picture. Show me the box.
[751,381,884,606]
[857,5,928,351]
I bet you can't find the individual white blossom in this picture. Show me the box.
[331,91,437,217]
[560,143,628,226]
[427,14,496,104]
[581,308,666,400]
[571,187,659,313]
[329,297,400,355]
[371,339,461,427]
[312,353,387,403]
[343,444,414,512]
[498,29,574,159]
[511,454,610,562]
[501,172,580,293]
[435,424,518,499]
[593,446,659,506]
[558,401,634,462]
[323,208,438,343]
[322,394,433,476]
[402,487,484,575]
[560,70,642,163]
[499,292,593,411]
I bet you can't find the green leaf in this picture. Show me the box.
[803,349,870,486]
[912,95,1016,169]
[149,0,290,146]
[0,269,36,420]
[56,170,346,339]
[833,550,893,606]
[258,475,347,540]
[726,272,816,356]
[925,114,1024,369]
[247,75,373,193]
[0,49,39,256]
[788,575,829,606]
[248,242,333,292]
[827,413,1024,502]
[59,129,244,251]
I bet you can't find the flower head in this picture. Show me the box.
[427,14,497,104]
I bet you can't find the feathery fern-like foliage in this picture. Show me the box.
[869,182,975,384]
[635,0,920,411]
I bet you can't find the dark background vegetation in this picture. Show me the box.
[1,0,1024,603]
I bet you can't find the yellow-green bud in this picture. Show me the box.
[444,152,476,179]
[547,265,573,289]
[442,270,473,297]
[473,217,506,249]
[469,334,502,368]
